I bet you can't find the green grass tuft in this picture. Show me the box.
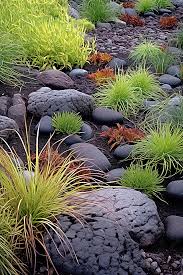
[119,163,164,198]
[52,112,83,134]
[135,0,157,13]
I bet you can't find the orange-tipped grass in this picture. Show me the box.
[0,127,102,272]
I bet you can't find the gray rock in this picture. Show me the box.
[69,6,80,19]
[168,95,183,106]
[37,70,74,89]
[69,69,88,77]
[166,180,183,199]
[113,144,134,159]
[8,104,26,129]
[64,134,83,146]
[108,57,127,70]
[172,0,183,6]
[35,116,54,134]
[110,1,124,15]
[0,96,10,116]
[80,123,93,141]
[101,125,110,132]
[45,188,164,274]
[167,65,180,78]
[124,8,137,16]
[92,107,123,125]
[159,8,172,14]
[28,88,94,118]
[167,46,183,56]
[144,12,156,17]
[70,143,111,172]
[106,168,126,182]
[159,74,181,87]
[111,18,127,26]
[166,215,183,241]
[144,100,159,108]
[161,84,172,90]
[0,116,19,138]
[69,0,79,10]
[22,170,34,185]
[12,94,25,106]
[96,22,112,30]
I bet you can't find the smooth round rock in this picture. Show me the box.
[22,170,34,185]
[124,8,137,16]
[108,57,127,70]
[159,74,181,87]
[167,46,183,56]
[113,144,134,159]
[106,168,126,182]
[8,104,26,129]
[166,180,183,199]
[101,125,110,132]
[80,123,93,141]
[70,143,111,172]
[37,70,74,89]
[92,107,123,125]
[159,8,172,14]
[35,116,54,134]
[96,22,112,30]
[144,12,156,17]
[166,215,183,241]
[64,134,83,146]
[167,65,180,78]
[69,6,80,19]
[161,84,172,90]
[69,69,88,78]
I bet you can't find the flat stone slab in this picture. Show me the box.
[27,87,94,117]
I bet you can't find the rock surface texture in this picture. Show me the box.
[0,116,19,138]
[45,188,164,275]
[27,87,94,117]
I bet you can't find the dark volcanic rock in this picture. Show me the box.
[166,215,183,241]
[166,180,183,199]
[92,107,123,125]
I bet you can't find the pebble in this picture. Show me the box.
[159,74,181,87]
[113,144,134,159]
[92,107,123,125]
[166,180,183,199]
[166,215,183,241]
[69,69,88,77]
[108,57,127,70]
[80,123,93,141]
[64,134,83,146]
[97,22,112,30]
[35,116,54,135]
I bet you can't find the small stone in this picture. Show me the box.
[69,6,80,19]
[151,261,158,270]
[155,267,161,274]
[161,84,172,90]
[0,96,10,116]
[101,125,110,132]
[167,65,180,78]
[166,180,183,199]
[35,116,54,135]
[144,12,156,17]
[22,170,34,185]
[113,144,133,159]
[167,46,183,56]
[80,123,93,141]
[8,104,26,129]
[0,116,19,138]
[108,57,127,70]
[69,69,88,78]
[159,8,172,14]
[97,22,112,30]
[92,107,123,125]
[166,215,183,241]
[159,74,181,87]
[64,134,83,146]
[144,100,159,108]
[112,18,127,26]
[12,94,25,105]
[124,8,137,16]
[106,168,126,182]
[37,70,74,89]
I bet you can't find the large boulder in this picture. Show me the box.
[27,87,94,118]
[45,188,164,275]
[37,70,74,89]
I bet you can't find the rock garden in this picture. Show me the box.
[1,0,183,274]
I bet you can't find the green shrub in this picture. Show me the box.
[176,28,183,49]
[80,0,117,24]
[52,112,83,134]
[155,0,174,8]
[130,41,174,73]
[132,123,183,175]
[95,74,143,116]
[119,163,164,198]
[0,0,94,69]
[0,34,23,86]
[135,0,157,13]
[128,67,165,99]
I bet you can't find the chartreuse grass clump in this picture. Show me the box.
[132,123,183,176]
[80,0,117,24]
[130,41,174,74]
[0,129,96,271]
[135,0,174,13]
[119,163,164,198]
[0,0,94,69]
[52,112,83,134]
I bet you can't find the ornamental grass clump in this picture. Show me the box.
[0,130,97,271]
[0,0,94,69]
[135,0,157,13]
[176,28,183,49]
[80,0,117,24]
[155,0,174,9]
[52,112,83,134]
[95,73,143,117]
[132,123,183,176]
[119,163,164,198]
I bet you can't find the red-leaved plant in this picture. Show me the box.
[88,68,115,84]
[121,14,145,27]
[100,123,145,150]
[122,2,135,8]
[89,52,112,65]
[160,16,178,28]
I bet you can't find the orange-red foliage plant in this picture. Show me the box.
[160,16,178,28]
[88,68,115,84]
[121,14,145,27]
[122,2,135,8]
[89,52,112,65]
[100,123,145,150]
